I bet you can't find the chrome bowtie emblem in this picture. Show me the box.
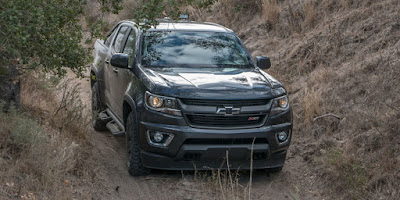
[216,105,241,116]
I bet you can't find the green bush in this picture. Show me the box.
[0,0,91,77]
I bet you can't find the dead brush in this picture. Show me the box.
[260,0,281,26]
[302,87,323,126]
[0,106,82,198]
[303,1,317,28]
[0,74,97,199]
[52,78,89,139]
[317,148,369,199]
[184,139,262,200]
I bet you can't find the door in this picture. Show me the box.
[113,28,138,119]
[104,25,130,115]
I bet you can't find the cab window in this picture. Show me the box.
[122,29,137,65]
[112,26,129,53]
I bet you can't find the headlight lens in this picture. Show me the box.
[149,96,163,108]
[278,96,288,108]
[145,92,181,116]
[270,95,289,115]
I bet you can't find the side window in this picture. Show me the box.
[122,29,137,65]
[105,27,118,47]
[112,26,129,53]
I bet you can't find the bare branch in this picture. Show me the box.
[313,113,342,121]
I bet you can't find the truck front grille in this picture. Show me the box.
[186,114,266,128]
[180,99,269,107]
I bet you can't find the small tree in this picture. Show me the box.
[0,0,124,107]
[0,0,92,76]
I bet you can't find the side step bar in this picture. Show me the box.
[100,109,125,137]
[99,111,112,122]
[106,121,125,137]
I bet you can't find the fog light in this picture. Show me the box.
[153,132,164,143]
[277,131,288,142]
[147,130,175,147]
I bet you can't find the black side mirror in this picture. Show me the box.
[110,53,129,68]
[256,56,271,69]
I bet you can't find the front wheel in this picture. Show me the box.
[126,111,150,176]
[266,166,283,173]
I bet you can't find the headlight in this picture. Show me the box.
[145,91,182,116]
[270,95,289,115]
[278,96,288,108]
[148,96,163,108]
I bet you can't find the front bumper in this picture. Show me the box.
[138,119,292,170]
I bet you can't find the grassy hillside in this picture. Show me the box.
[84,0,399,198]
[184,0,399,198]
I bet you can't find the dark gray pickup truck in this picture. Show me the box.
[90,19,293,176]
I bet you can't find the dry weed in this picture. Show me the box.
[302,87,323,125]
[52,79,89,138]
[261,0,280,26]
[303,1,317,28]
[0,74,98,199]
[317,149,369,199]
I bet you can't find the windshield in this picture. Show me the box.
[141,31,251,67]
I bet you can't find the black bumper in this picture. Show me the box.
[138,120,292,170]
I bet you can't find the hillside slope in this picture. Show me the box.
[186,0,399,199]
[82,0,399,199]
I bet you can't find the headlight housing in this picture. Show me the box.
[145,91,182,116]
[270,95,289,115]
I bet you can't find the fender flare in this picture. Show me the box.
[123,94,137,128]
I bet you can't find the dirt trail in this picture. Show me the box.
[70,72,319,200]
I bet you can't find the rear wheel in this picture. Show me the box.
[91,82,107,131]
[126,111,150,176]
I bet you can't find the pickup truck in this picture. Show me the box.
[90,19,293,176]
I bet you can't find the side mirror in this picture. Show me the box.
[256,56,271,69]
[110,53,129,68]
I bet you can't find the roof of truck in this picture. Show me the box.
[150,20,233,32]
[120,19,233,33]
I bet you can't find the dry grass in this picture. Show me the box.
[0,73,100,199]
[178,150,265,200]
[186,0,400,199]
[303,1,317,28]
[302,87,323,126]
[317,149,369,199]
[260,0,280,26]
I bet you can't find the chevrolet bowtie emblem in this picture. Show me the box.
[216,105,241,116]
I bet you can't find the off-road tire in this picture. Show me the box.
[126,111,150,176]
[266,166,283,173]
[92,82,107,131]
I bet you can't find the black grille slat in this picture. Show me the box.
[187,115,265,127]
[184,138,268,145]
[181,99,269,106]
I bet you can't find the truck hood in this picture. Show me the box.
[141,67,284,99]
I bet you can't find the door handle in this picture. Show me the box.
[105,60,110,64]
[113,67,119,73]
